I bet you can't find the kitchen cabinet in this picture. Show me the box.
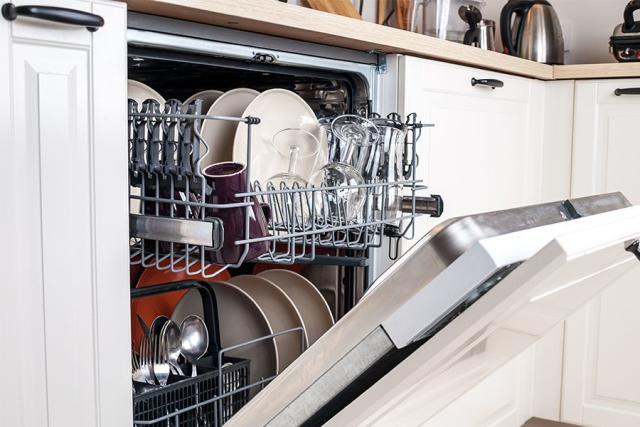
[561,78,640,426]
[397,56,572,249]
[1,1,130,426]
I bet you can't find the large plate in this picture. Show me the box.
[127,79,165,106]
[232,89,327,184]
[171,282,278,397]
[258,269,334,346]
[228,275,308,372]
[199,88,259,172]
[130,262,230,350]
[183,89,224,115]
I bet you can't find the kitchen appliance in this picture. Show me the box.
[500,0,564,64]
[463,19,496,50]
[610,0,640,62]
[408,0,486,42]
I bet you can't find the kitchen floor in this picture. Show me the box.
[523,418,582,427]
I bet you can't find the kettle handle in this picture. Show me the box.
[500,0,533,56]
[623,0,640,33]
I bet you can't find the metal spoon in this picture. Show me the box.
[161,319,184,376]
[180,315,209,427]
[180,314,209,372]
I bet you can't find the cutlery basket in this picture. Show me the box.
[128,99,439,278]
[131,280,222,358]
[133,357,250,426]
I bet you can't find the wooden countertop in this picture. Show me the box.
[553,63,640,80]
[125,0,640,81]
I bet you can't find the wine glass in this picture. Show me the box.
[267,128,320,228]
[309,115,379,224]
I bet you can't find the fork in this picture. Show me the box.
[154,330,170,386]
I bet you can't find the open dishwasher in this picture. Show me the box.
[125,13,640,427]
[126,12,442,426]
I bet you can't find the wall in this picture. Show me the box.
[294,0,630,64]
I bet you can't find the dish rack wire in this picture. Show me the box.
[128,98,437,278]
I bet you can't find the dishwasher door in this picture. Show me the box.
[226,200,640,427]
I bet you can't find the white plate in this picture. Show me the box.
[228,275,308,372]
[171,284,278,397]
[232,89,327,184]
[199,88,259,172]
[182,89,224,115]
[258,269,334,346]
[127,79,165,106]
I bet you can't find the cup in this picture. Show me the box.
[202,162,270,265]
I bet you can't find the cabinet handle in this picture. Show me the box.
[471,78,504,89]
[614,87,640,96]
[1,3,104,32]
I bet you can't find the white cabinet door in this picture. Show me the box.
[562,78,640,427]
[0,1,130,426]
[398,56,571,250]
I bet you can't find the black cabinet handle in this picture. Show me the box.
[471,78,504,89]
[2,3,104,32]
[614,87,640,96]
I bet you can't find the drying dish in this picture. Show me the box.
[171,282,278,397]
[228,275,308,371]
[258,269,334,346]
[199,88,260,172]
[130,262,230,349]
[127,79,165,106]
[232,88,327,184]
[182,89,224,115]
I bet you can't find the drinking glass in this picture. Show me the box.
[267,128,320,227]
[310,115,379,223]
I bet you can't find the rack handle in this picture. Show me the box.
[1,3,104,32]
[614,87,640,96]
[471,78,504,89]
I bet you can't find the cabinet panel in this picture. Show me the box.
[572,79,640,204]
[422,349,535,427]
[1,2,129,426]
[563,78,640,426]
[399,56,550,251]
[11,40,96,427]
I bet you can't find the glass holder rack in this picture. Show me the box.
[128,98,439,278]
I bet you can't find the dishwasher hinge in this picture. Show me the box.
[626,240,640,263]
[251,51,278,64]
[369,50,387,74]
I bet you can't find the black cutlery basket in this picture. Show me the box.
[133,357,250,426]
[131,281,250,426]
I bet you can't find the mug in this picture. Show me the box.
[203,162,270,265]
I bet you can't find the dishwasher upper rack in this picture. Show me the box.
[128,98,434,278]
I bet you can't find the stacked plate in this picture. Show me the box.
[127,81,329,182]
[167,269,333,395]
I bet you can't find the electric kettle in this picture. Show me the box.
[500,0,564,64]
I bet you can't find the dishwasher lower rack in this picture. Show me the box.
[133,357,250,427]
[128,98,437,278]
